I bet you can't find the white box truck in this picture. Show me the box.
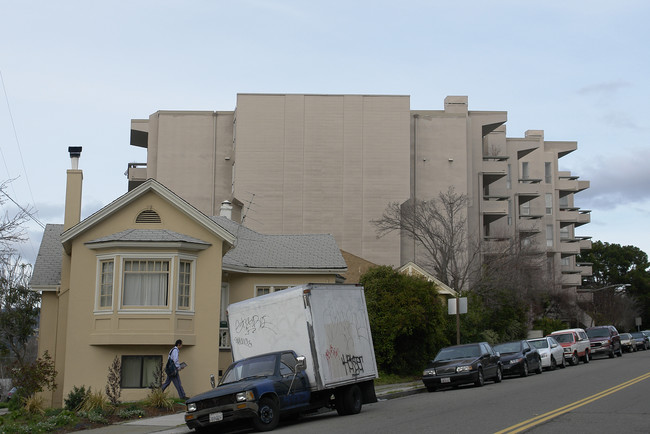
[185,283,378,431]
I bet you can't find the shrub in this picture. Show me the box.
[118,407,146,419]
[146,387,174,410]
[64,385,89,411]
[22,395,45,415]
[10,351,57,401]
[105,356,121,406]
[78,389,112,414]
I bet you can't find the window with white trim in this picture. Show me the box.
[121,355,161,388]
[123,260,170,307]
[99,260,114,308]
[255,285,289,297]
[177,260,191,309]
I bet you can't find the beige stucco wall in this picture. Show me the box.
[50,190,226,403]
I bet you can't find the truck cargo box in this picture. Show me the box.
[227,283,378,391]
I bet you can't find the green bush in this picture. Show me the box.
[65,385,89,411]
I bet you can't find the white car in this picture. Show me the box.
[528,336,566,370]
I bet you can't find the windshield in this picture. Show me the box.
[587,328,609,338]
[552,333,574,344]
[434,345,480,361]
[494,341,522,354]
[529,339,548,349]
[620,333,631,339]
[220,354,277,385]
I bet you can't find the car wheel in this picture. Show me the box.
[550,357,556,370]
[559,355,566,368]
[609,348,615,358]
[494,366,502,383]
[521,362,528,377]
[569,352,578,366]
[616,345,623,357]
[336,385,362,416]
[252,397,280,432]
[583,351,590,363]
[535,357,543,374]
[474,368,484,387]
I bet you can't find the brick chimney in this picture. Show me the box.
[64,147,83,230]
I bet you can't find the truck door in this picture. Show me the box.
[275,352,310,410]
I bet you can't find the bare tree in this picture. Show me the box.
[371,187,481,292]
[0,179,31,250]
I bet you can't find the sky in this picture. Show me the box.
[1,0,649,266]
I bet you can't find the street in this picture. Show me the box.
[274,350,650,433]
[159,349,650,434]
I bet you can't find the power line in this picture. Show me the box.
[0,188,45,229]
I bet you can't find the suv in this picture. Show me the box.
[550,328,591,365]
[586,325,622,359]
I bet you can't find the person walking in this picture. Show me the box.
[161,339,188,400]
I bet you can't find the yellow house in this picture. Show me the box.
[397,261,458,298]
[31,150,346,407]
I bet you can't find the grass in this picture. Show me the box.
[375,372,421,385]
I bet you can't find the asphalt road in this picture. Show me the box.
[273,349,650,433]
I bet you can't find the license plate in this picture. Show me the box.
[441,377,451,383]
[209,412,223,423]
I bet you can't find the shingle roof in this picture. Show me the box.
[30,224,64,287]
[211,216,347,271]
[86,229,211,246]
[31,217,346,287]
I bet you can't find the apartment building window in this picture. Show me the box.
[121,355,161,388]
[561,256,571,266]
[255,285,289,297]
[123,260,170,307]
[507,164,512,189]
[560,226,570,240]
[177,260,192,309]
[546,225,554,247]
[522,162,529,180]
[559,195,569,208]
[545,162,552,184]
[545,193,553,215]
[520,201,530,216]
[507,199,512,225]
[99,260,114,308]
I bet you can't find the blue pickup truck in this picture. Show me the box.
[185,350,372,431]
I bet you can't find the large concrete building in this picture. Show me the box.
[129,94,592,293]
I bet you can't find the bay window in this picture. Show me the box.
[123,260,170,307]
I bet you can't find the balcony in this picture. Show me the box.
[517,218,541,234]
[578,237,592,251]
[561,273,582,287]
[576,262,593,277]
[482,159,507,186]
[558,208,579,225]
[560,240,581,255]
[576,210,591,226]
[127,163,147,191]
[481,198,508,224]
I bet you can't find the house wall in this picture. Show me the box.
[56,190,226,402]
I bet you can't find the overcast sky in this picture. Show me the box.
[1,0,649,265]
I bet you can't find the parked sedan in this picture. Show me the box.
[422,342,502,392]
[528,336,566,370]
[494,340,543,377]
[630,332,650,350]
[620,333,636,353]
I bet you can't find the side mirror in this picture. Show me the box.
[295,356,307,372]
[210,374,216,389]
[523,347,530,353]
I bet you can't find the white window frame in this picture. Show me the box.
[176,255,197,311]
[94,255,116,313]
[254,285,289,298]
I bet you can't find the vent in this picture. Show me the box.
[136,210,161,224]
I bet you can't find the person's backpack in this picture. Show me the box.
[165,348,178,377]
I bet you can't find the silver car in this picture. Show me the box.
[528,336,566,370]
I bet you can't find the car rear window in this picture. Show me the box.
[552,333,574,343]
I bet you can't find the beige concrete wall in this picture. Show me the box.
[146,111,235,216]
[232,94,410,267]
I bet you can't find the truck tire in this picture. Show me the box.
[252,397,280,432]
[336,385,362,416]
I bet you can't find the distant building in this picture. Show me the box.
[128,94,591,294]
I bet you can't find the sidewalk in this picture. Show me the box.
[84,381,425,433]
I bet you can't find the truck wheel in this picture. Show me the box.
[252,397,279,432]
[336,385,362,416]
